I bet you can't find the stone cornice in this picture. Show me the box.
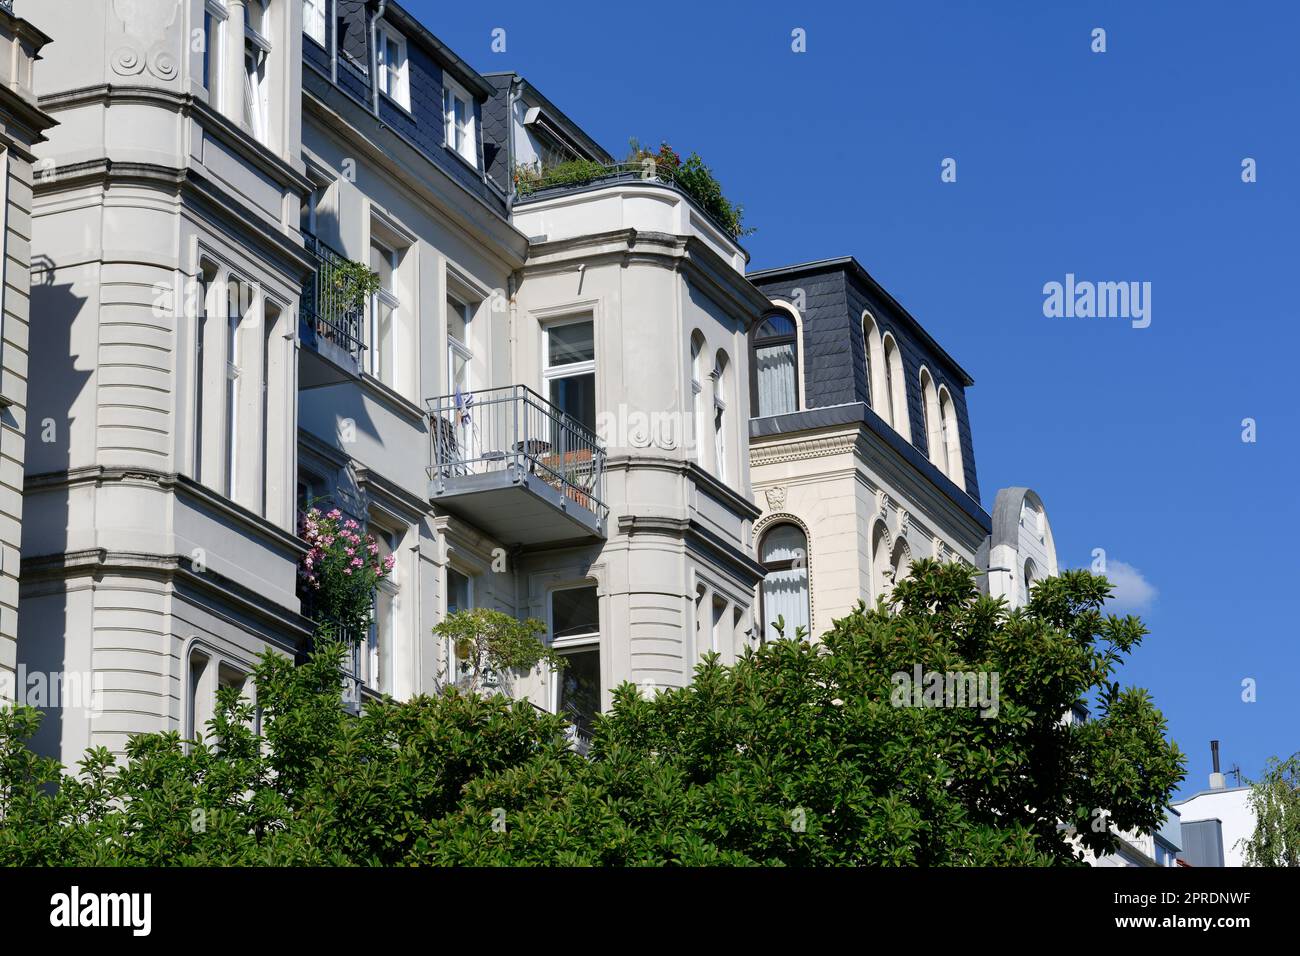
[617,514,764,584]
[19,548,313,647]
[521,228,769,328]
[603,453,762,520]
[36,84,311,194]
[24,465,307,558]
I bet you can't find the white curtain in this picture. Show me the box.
[760,524,809,639]
[762,569,809,639]
[755,344,797,417]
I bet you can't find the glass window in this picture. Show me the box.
[759,524,810,640]
[303,0,326,45]
[447,295,473,397]
[544,319,596,432]
[551,585,600,739]
[377,24,409,108]
[557,646,600,738]
[552,585,598,639]
[751,313,798,418]
[443,80,477,166]
[368,240,399,386]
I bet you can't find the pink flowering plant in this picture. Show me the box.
[299,506,396,640]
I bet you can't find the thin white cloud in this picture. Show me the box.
[1104,560,1157,613]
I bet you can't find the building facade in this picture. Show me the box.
[18,0,1062,768]
[743,257,1059,640]
[0,1,55,704]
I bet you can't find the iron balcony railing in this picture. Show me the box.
[526,699,593,757]
[0,2,14,15]
[427,384,608,521]
[301,232,367,362]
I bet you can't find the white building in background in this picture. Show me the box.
[1173,742,1257,867]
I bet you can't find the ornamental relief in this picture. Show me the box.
[111,0,180,81]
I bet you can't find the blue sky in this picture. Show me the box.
[407,0,1299,797]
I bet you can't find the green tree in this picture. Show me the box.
[433,608,564,697]
[0,561,1183,866]
[1241,753,1300,867]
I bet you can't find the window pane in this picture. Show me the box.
[447,296,467,343]
[376,299,394,383]
[552,586,598,638]
[761,524,807,564]
[370,242,394,291]
[549,372,595,432]
[755,343,797,416]
[557,646,600,736]
[450,349,469,394]
[547,321,594,366]
[447,570,471,614]
[762,567,809,639]
[757,314,796,339]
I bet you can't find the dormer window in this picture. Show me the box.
[443,76,477,167]
[376,22,409,110]
[302,0,326,46]
[750,310,800,417]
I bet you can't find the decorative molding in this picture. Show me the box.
[764,485,787,511]
[750,432,859,466]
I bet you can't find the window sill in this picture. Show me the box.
[444,144,481,176]
[380,90,414,119]
[358,372,426,426]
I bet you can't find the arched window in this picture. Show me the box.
[919,368,943,469]
[871,520,892,602]
[881,333,910,441]
[713,351,729,482]
[759,523,810,640]
[690,331,706,463]
[1023,557,1039,602]
[750,311,799,417]
[863,312,887,420]
[890,538,911,589]
[937,386,963,486]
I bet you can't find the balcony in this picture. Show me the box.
[427,385,607,547]
[299,233,367,387]
[512,162,748,273]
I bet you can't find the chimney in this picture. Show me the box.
[1209,740,1226,790]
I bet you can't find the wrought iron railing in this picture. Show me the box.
[0,1,14,15]
[426,384,607,520]
[526,699,592,757]
[301,232,367,362]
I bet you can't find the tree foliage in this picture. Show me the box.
[1241,752,1300,867]
[0,562,1182,866]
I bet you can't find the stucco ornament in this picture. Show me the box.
[111,0,180,80]
[765,485,787,511]
[898,508,910,537]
